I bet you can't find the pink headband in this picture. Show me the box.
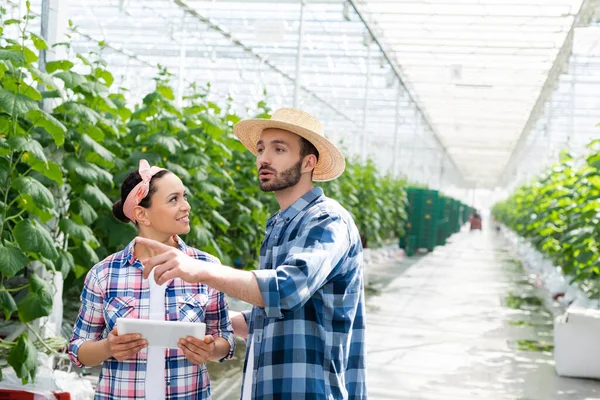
[123,159,165,222]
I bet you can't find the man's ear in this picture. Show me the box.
[302,154,318,174]
[133,206,150,226]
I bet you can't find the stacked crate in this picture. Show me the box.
[400,189,473,256]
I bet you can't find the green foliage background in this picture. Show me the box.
[0,8,409,382]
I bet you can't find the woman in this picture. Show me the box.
[68,159,234,400]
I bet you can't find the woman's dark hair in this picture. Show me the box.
[112,169,171,223]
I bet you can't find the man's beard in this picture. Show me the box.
[258,160,302,192]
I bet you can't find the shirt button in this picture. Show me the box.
[166,381,170,386]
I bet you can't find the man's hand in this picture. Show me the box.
[136,237,210,285]
[178,335,216,365]
[106,327,147,361]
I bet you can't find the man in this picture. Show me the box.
[137,108,367,399]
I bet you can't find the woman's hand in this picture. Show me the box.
[178,335,216,364]
[136,237,210,285]
[105,327,147,361]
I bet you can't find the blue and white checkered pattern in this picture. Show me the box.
[68,236,235,400]
[242,187,367,399]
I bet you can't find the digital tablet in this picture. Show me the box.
[116,318,206,349]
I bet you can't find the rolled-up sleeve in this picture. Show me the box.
[253,212,349,319]
[68,266,105,367]
[205,286,235,361]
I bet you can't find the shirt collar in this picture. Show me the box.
[268,187,323,226]
[123,235,187,269]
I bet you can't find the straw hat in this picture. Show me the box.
[233,108,345,182]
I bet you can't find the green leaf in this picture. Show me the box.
[7,333,38,384]
[80,134,114,162]
[89,163,113,185]
[46,59,74,73]
[148,134,182,155]
[0,243,28,277]
[57,102,100,124]
[54,70,87,89]
[0,89,39,116]
[76,54,92,66]
[41,90,62,99]
[64,157,98,183]
[29,273,50,295]
[12,176,54,208]
[131,105,157,120]
[180,153,207,169]
[70,198,98,225]
[17,289,53,323]
[0,157,9,185]
[7,136,45,163]
[59,218,97,243]
[0,61,7,79]
[157,85,175,100]
[18,193,56,223]
[84,125,105,142]
[28,66,61,91]
[73,264,88,279]
[95,68,114,87]
[39,256,56,272]
[188,223,212,247]
[14,219,59,260]
[25,109,67,146]
[56,249,74,278]
[20,46,38,63]
[95,215,137,248]
[79,81,109,96]
[211,210,231,233]
[0,49,26,65]
[82,184,112,209]
[0,290,18,320]
[29,160,63,185]
[198,113,225,138]
[75,241,99,266]
[29,33,48,50]
[165,161,191,181]
[2,76,42,101]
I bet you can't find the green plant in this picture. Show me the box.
[0,8,412,383]
[493,140,600,299]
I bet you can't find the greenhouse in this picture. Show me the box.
[1,0,600,398]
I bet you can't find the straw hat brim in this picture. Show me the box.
[234,119,345,182]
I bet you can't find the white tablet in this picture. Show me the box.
[116,318,206,349]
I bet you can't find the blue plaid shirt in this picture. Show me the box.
[242,187,367,399]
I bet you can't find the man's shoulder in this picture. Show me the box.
[309,194,355,224]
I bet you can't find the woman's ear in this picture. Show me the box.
[133,206,151,226]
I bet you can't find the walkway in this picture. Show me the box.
[366,228,600,400]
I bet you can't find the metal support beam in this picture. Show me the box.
[391,85,401,177]
[347,0,464,186]
[173,0,359,128]
[39,0,68,341]
[499,0,599,186]
[177,13,187,109]
[293,0,307,108]
[361,38,372,163]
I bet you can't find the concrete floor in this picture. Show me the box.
[365,228,600,400]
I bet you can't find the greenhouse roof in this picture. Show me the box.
[5,0,600,189]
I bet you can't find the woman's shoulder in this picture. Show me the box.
[83,248,130,287]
